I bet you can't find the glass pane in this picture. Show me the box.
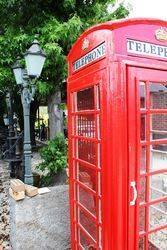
[79,229,96,249]
[77,87,94,111]
[140,146,147,174]
[79,208,97,241]
[139,177,147,203]
[76,162,97,191]
[77,114,96,137]
[150,146,167,171]
[150,174,167,200]
[148,229,167,250]
[139,82,146,108]
[140,115,147,141]
[78,185,96,215]
[150,114,167,140]
[139,237,145,250]
[149,201,167,229]
[77,139,97,165]
[151,130,167,140]
[152,143,167,152]
[139,207,146,232]
[150,83,167,109]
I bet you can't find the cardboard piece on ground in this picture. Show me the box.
[9,188,25,201]
[25,185,38,197]
[10,179,25,192]
[38,187,51,195]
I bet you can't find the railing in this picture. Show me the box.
[0,125,8,154]
[1,131,23,159]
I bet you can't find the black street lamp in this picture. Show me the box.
[12,39,46,184]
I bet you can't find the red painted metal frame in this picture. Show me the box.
[67,18,167,250]
[126,65,167,250]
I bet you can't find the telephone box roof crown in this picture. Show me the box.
[68,17,167,58]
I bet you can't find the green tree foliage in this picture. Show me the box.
[37,133,67,185]
[0,1,128,133]
[0,0,128,96]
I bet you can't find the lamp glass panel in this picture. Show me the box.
[13,67,23,85]
[25,54,45,78]
[3,118,9,126]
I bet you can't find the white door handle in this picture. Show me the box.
[130,181,137,206]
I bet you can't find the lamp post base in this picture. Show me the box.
[24,175,33,185]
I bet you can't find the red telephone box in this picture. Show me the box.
[67,18,167,250]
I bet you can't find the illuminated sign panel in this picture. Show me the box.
[127,39,167,59]
[73,42,106,71]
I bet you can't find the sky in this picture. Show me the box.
[126,0,167,20]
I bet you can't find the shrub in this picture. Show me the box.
[37,133,67,185]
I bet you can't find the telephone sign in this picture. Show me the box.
[127,39,167,59]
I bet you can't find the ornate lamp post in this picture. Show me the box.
[12,39,46,184]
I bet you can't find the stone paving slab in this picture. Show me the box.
[0,151,46,250]
[10,185,70,250]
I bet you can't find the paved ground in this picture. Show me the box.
[0,160,10,249]
[0,150,43,250]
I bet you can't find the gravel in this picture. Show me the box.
[0,160,10,249]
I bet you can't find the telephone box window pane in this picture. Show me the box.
[150,114,167,140]
[148,229,167,249]
[138,237,145,250]
[77,163,97,191]
[139,82,146,108]
[77,87,94,111]
[151,143,167,152]
[78,139,96,165]
[150,83,167,109]
[79,229,96,249]
[79,208,97,241]
[77,114,96,137]
[150,174,167,200]
[151,130,167,140]
[149,202,167,229]
[139,207,146,232]
[78,185,96,215]
[139,177,146,203]
[140,115,147,141]
[150,146,167,171]
[140,146,147,174]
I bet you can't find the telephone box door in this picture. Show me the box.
[127,66,167,250]
[68,69,106,249]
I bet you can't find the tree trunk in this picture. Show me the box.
[48,91,64,140]
[0,96,5,126]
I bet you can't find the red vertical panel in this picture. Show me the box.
[68,70,106,249]
[127,65,167,250]
[67,88,76,249]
